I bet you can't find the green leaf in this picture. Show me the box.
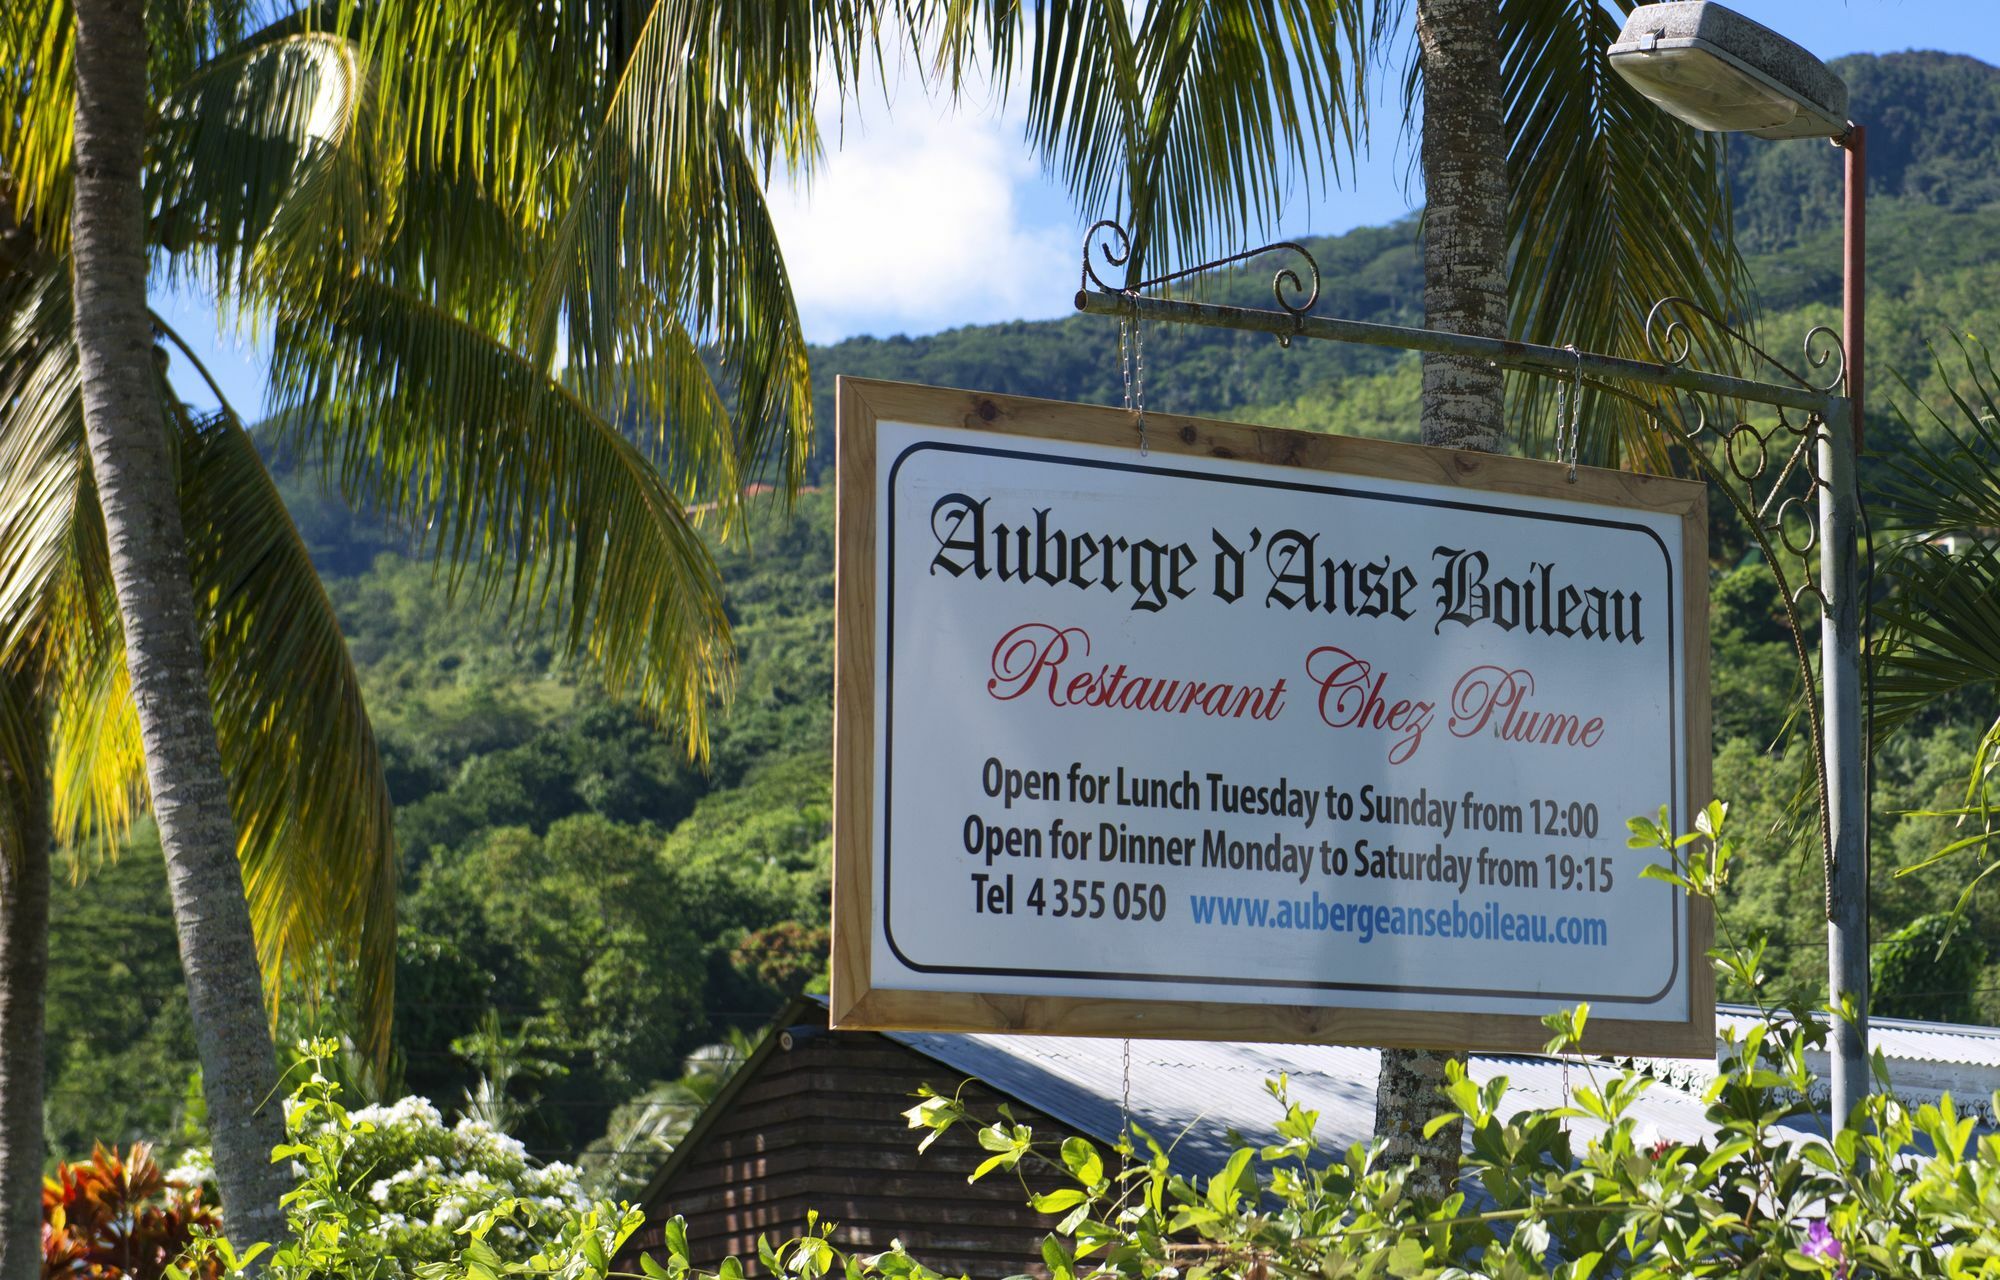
[1039,1236,1074,1280]
[1205,1147,1254,1213]
[1060,1136,1103,1186]
[1030,1189,1088,1214]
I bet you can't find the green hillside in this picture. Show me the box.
[51,50,2000,1171]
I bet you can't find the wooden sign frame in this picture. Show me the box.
[831,376,1713,1058]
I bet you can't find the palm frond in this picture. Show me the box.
[269,269,735,752]
[45,583,146,870]
[0,241,397,1058]
[0,263,89,670]
[0,0,299,255]
[1497,0,1746,468]
[0,0,78,253]
[519,23,811,505]
[941,0,1373,281]
[175,408,398,1067]
[150,24,386,309]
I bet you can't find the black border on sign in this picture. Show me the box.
[879,438,1684,1007]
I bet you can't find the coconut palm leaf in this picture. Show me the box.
[240,0,899,744]
[355,0,872,507]
[267,269,734,750]
[0,264,90,669]
[175,406,397,1062]
[0,0,79,254]
[1,0,289,256]
[150,25,382,300]
[938,0,1376,282]
[1494,0,1747,467]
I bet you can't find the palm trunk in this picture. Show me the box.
[0,671,49,1280]
[1373,0,1510,1202]
[70,0,290,1250]
[1414,0,1508,454]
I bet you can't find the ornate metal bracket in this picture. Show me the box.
[1080,220,1321,325]
[1645,295,1847,397]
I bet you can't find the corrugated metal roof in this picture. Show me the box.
[1717,1004,2000,1069]
[883,1028,1822,1177]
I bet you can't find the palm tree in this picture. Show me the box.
[0,376,391,1278]
[0,242,398,1259]
[0,661,47,1280]
[931,0,1747,1196]
[66,0,299,1245]
[4,0,880,1253]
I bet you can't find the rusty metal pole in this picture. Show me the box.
[1824,122,1868,1134]
[1843,124,1866,450]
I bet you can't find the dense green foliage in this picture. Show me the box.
[198,826,2000,1280]
[43,834,201,1159]
[49,49,2000,1173]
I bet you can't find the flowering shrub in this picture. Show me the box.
[320,1095,590,1267]
[183,1055,635,1280]
[177,1073,590,1277]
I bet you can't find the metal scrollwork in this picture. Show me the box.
[1076,220,1321,321]
[1592,373,1840,917]
[1080,220,1134,295]
[1802,323,1848,394]
[1644,295,1848,397]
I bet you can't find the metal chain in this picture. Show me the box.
[1119,1038,1133,1157]
[1554,343,1583,482]
[1121,296,1148,456]
[1118,315,1131,414]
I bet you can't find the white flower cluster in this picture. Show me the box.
[176,1094,591,1272]
[163,1148,214,1190]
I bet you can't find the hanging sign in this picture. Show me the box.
[830,379,1712,1057]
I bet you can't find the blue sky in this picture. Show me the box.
[156,1,2000,418]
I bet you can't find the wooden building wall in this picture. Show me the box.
[619,1019,1082,1279]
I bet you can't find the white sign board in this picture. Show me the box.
[832,380,1712,1057]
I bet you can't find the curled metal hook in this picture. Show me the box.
[1801,324,1848,394]
[1080,220,1133,296]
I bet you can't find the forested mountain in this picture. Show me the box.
[48,51,2000,1172]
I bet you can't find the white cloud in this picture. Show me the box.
[767,74,1079,345]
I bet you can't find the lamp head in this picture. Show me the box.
[1610,2,1848,139]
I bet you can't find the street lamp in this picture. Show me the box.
[1608,2,1847,138]
[1612,1,1870,1130]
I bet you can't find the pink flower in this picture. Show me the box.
[1802,1219,1847,1278]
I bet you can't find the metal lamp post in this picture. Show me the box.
[1611,0,1870,1131]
